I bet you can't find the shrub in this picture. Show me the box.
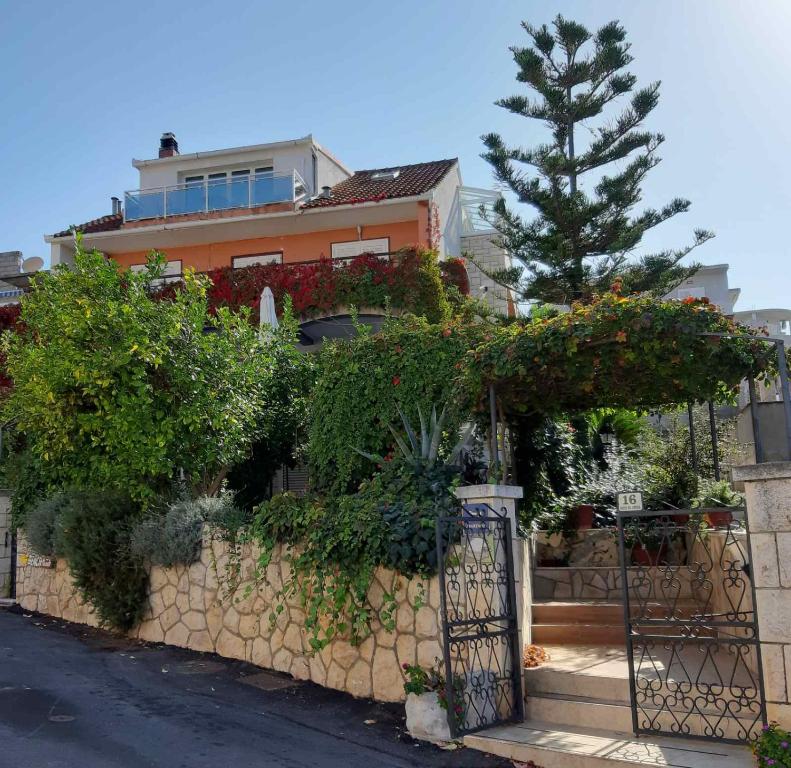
[24,492,71,557]
[751,722,791,768]
[250,458,461,649]
[131,495,248,567]
[5,243,278,504]
[54,491,147,631]
[308,315,482,494]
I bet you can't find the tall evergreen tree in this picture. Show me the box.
[482,16,712,305]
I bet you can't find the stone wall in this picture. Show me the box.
[15,530,444,703]
[732,462,791,727]
[460,233,512,315]
[0,492,11,598]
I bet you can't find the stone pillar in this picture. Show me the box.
[732,461,791,727]
[453,485,530,650]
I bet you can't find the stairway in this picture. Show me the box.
[531,601,626,645]
[464,645,753,768]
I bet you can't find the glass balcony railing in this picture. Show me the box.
[123,170,309,222]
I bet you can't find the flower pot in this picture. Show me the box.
[573,504,595,530]
[631,541,667,567]
[671,513,690,525]
[538,557,569,567]
[703,508,733,528]
[405,691,452,743]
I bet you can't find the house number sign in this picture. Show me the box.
[616,491,644,512]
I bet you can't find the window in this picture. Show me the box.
[232,253,283,269]
[129,259,183,285]
[371,169,400,181]
[331,238,390,261]
[184,175,204,186]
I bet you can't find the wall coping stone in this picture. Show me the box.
[454,484,524,500]
[733,462,791,483]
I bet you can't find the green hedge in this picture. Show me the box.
[307,316,482,494]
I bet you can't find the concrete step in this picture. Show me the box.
[465,720,752,768]
[532,602,625,624]
[526,692,760,741]
[526,661,631,703]
[532,623,626,645]
[527,692,634,733]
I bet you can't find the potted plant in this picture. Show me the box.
[692,479,742,528]
[403,662,454,743]
[751,722,791,768]
[624,522,667,566]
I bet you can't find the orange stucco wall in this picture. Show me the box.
[111,220,424,271]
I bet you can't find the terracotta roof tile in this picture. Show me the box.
[52,213,123,239]
[301,159,457,209]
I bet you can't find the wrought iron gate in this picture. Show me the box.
[435,504,524,737]
[617,509,767,743]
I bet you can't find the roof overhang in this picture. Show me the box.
[45,196,427,254]
[132,135,317,169]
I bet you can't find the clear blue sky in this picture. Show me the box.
[1,0,788,308]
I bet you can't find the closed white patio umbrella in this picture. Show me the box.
[259,286,279,339]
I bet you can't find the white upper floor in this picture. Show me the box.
[132,133,350,199]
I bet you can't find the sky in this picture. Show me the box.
[1,0,789,309]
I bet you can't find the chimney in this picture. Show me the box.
[111,196,121,215]
[159,132,179,158]
[320,185,332,198]
[0,251,23,278]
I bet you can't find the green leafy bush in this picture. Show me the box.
[308,315,482,494]
[369,461,461,575]
[54,491,147,631]
[24,492,71,557]
[251,458,461,649]
[5,242,278,504]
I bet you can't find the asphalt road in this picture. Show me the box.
[0,608,511,768]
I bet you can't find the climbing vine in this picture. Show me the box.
[205,247,454,323]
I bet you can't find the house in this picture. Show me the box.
[45,133,511,313]
[0,252,30,307]
[664,263,741,315]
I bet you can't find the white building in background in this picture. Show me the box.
[664,263,742,315]
[734,308,791,339]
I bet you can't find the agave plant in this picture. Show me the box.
[356,403,474,467]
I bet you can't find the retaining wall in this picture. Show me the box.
[15,530,444,702]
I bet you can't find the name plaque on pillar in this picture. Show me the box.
[462,503,495,535]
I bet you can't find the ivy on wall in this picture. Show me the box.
[307,315,483,494]
[205,247,455,324]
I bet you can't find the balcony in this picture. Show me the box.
[460,186,501,234]
[123,170,310,222]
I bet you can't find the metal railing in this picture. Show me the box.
[123,170,309,222]
[460,186,501,235]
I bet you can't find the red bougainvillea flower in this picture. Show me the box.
[391,376,401,386]
[682,296,698,305]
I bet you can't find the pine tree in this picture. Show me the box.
[481,16,712,306]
